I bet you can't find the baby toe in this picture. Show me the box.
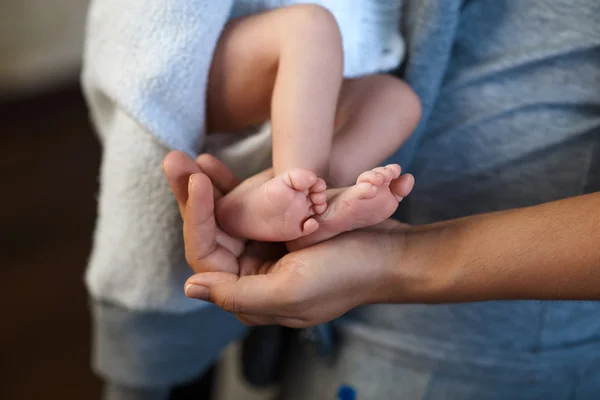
[311,203,328,215]
[310,192,327,205]
[302,218,320,235]
[373,166,395,183]
[384,164,402,179]
[354,181,379,200]
[309,177,327,193]
[357,170,384,186]
[285,169,318,191]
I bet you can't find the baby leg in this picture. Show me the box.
[288,75,421,250]
[329,75,421,187]
[208,5,343,241]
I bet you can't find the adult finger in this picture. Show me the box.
[235,313,308,328]
[195,154,245,253]
[216,226,246,258]
[235,314,257,326]
[235,314,270,326]
[196,154,240,194]
[183,173,239,274]
[185,270,288,315]
[184,271,238,300]
[162,151,201,214]
[164,152,244,259]
[185,272,312,327]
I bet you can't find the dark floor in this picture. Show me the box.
[0,85,103,399]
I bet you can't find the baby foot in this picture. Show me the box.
[288,164,414,251]
[216,168,327,242]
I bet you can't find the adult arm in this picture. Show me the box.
[405,191,600,304]
[177,152,600,326]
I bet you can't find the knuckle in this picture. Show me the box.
[220,291,242,314]
[184,249,202,266]
[184,242,218,272]
[285,257,309,272]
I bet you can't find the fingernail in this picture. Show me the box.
[188,174,196,189]
[185,284,211,301]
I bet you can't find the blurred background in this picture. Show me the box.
[0,2,277,399]
[1,0,103,399]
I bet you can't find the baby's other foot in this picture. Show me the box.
[216,168,327,242]
[288,164,414,250]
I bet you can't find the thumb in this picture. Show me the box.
[185,271,288,315]
[183,173,239,274]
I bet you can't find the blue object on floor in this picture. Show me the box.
[337,384,357,400]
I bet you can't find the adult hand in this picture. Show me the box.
[165,152,600,325]
[163,151,416,327]
[163,150,289,278]
[162,151,246,276]
[185,221,411,327]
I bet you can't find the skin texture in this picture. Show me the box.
[163,151,600,328]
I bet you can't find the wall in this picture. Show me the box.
[0,0,89,96]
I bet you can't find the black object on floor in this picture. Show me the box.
[169,364,216,400]
[241,325,296,387]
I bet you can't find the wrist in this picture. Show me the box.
[379,223,464,304]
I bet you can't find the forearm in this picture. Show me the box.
[396,192,600,303]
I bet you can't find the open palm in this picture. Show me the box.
[164,151,406,327]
